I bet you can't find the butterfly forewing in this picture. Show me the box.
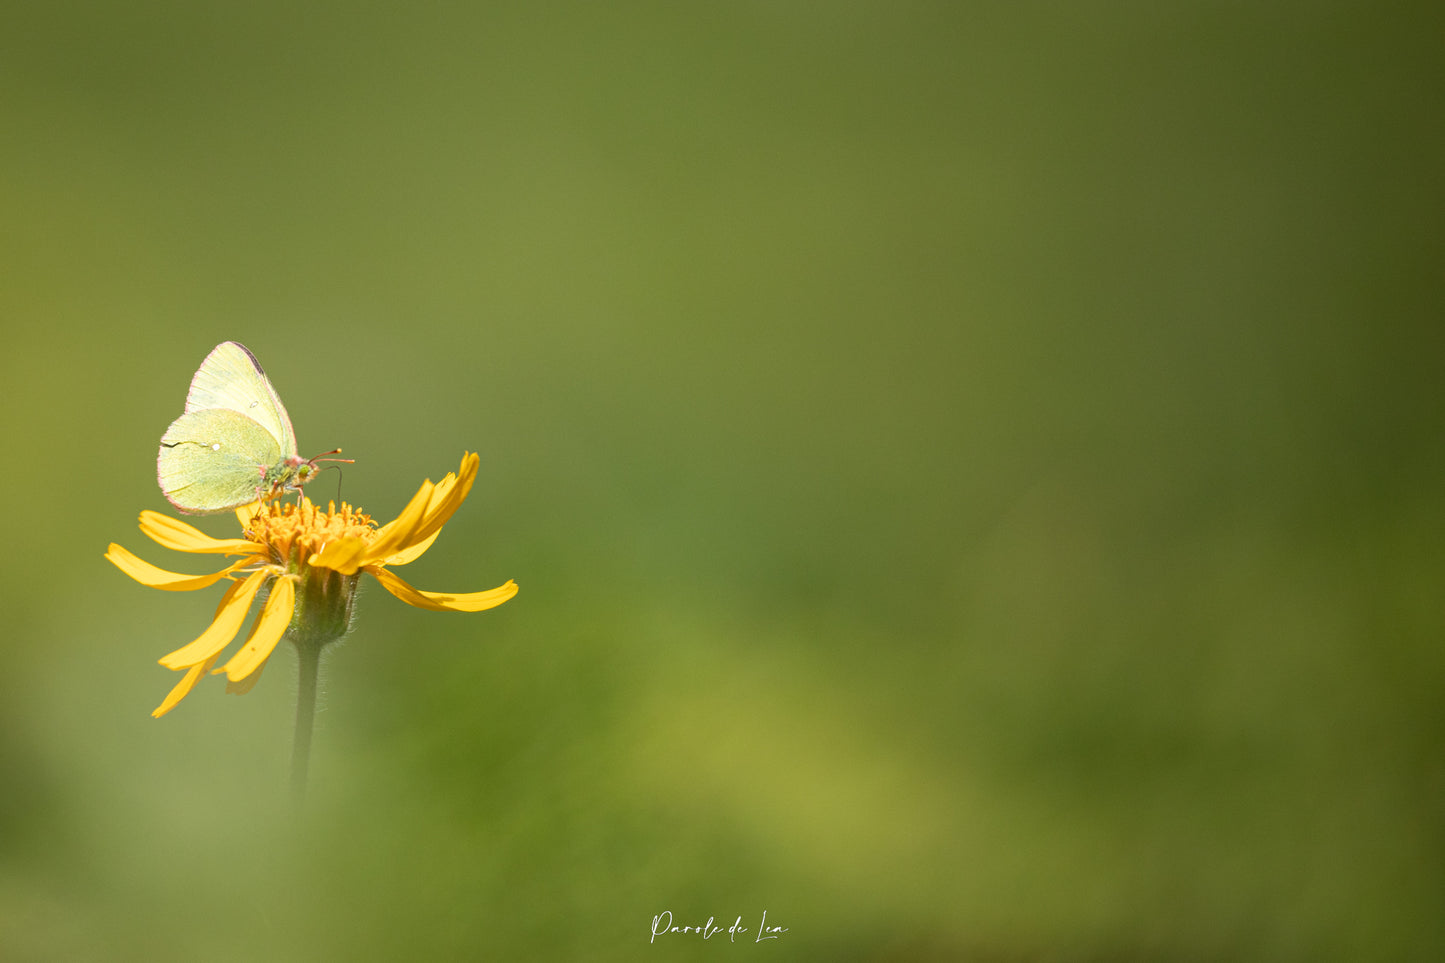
[182,342,298,458]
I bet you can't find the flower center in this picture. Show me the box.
[245,499,376,568]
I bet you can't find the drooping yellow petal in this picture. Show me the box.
[369,566,518,612]
[105,544,251,591]
[216,577,296,682]
[225,659,266,694]
[152,653,221,718]
[140,510,263,555]
[157,570,270,669]
[308,536,372,576]
[382,529,440,567]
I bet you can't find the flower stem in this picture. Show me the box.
[291,635,323,805]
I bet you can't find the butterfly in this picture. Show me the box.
[156,341,347,514]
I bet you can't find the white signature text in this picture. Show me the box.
[650,910,789,944]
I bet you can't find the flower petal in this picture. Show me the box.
[308,536,372,576]
[225,658,266,695]
[362,453,480,567]
[216,577,296,682]
[139,511,263,555]
[369,566,518,612]
[410,452,479,547]
[105,543,250,591]
[382,529,440,567]
[152,653,221,718]
[233,502,264,527]
[365,479,435,562]
[157,570,270,669]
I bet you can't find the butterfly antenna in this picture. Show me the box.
[306,448,355,507]
[309,448,354,465]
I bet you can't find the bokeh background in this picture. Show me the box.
[2,2,1443,960]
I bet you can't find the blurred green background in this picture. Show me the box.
[2,2,1443,960]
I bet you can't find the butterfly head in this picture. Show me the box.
[266,449,355,499]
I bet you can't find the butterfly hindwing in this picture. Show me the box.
[157,409,286,512]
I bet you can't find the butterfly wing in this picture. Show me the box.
[155,342,299,514]
[157,408,287,513]
[182,341,298,458]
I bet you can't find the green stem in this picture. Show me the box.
[291,635,322,805]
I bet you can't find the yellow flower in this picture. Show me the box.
[106,452,517,718]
